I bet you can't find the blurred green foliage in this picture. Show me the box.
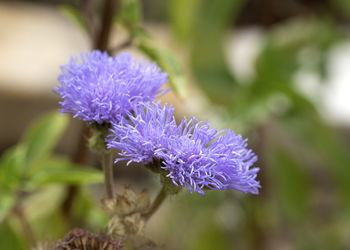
[1,0,350,249]
[165,0,350,249]
[0,113,104,249]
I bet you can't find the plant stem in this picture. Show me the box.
[95,0,119,50]
[102,152,115,199]
[143,184,168,221]
[61,0,118,217]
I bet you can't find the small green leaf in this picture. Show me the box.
[21,112,68,172]
[0,192,16,223]
[59,5,89,33]
[118,0,142,32]
[138,42,188,98]
[30,168,103,186]
[27,158,103,187]
[0,146,26,192]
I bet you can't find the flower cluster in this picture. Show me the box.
[55,50,260,195]
[107,102,260,195]
[54,51,168,124]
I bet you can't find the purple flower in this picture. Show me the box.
[54,51,168,124]
[107,102,260,195]
[107,102,177,164]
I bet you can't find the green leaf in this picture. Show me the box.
[23,185,66,221]
[0,146,26,192]
[30,167,103,186]
[169,0,200,42]
[27,158,103,187]
[21,112,68,172]
[59,5,89,33]
[0,192,16,223]
[0,222,26,250]
[0,146,27,223]
[138,42,187,98]
[118,0,142,32]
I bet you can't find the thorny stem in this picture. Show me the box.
[102,152,115,199]
[143,184,168,221]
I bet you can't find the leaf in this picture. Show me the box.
[118,0,142,32]
[30,168,103,186]
[59,5,89,33]
[138,42,188,98]
[0,192,16,223]
[0,222,26,250]
[27,158,103,187]
[0,146,26,192]
[169,0,201,42]
[21,112,68,173]
[23,185,66,221]
[21,186,68,239]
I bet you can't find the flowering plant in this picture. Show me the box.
[52,49,260,247]
[55,51,168,124]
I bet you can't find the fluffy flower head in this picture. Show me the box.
[54,51,168,124]
[107,102,260,195]
[107,102,177,164]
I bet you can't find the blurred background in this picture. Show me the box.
[1,0,350,249]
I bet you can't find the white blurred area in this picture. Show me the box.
[227,28,350,126]
[0,2,349,148]
[322,43,350,125]
[0,2,90,96]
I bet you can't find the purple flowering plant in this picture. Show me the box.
[54,49,260,200]
[54,50,168,124]
[54,49,260,246]
[106,101,260,195]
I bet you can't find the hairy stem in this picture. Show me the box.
[102,152,115,199]
[143,184,168,221]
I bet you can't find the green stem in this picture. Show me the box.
[102,152,115,199]
[143,184,168,221]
